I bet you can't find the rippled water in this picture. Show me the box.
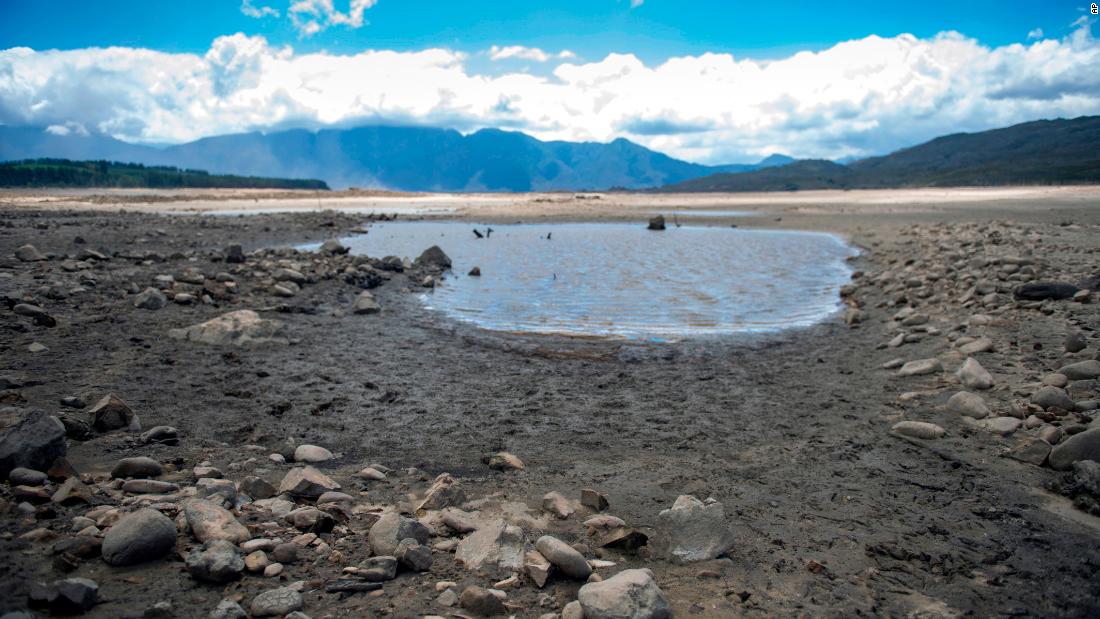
[320,222,856,339]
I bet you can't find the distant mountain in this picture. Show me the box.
[0,158,327,190]
[662,116,1100,192]
[0,124,783,191]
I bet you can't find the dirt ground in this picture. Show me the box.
[1,188,1099,618]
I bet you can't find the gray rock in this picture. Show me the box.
[1058,360,1100,381]
[0,408,66,479]
[225,245,246,264]
[535,535,592,579]
[9,467,48,486]
[183,499,251,543]
[1049,429,1100,471]
[111,456,163,479]
[458,586,506,616]
[415,245,452,270]
[946,391,989,419]
[1073,460,1100,495]
[292,444,333,463]
[250,587,303,617]
[577,568,671,619]
[417,472,465,511]
[897,358,942,376]
[15,244,46,262]
[892,421,946,439]
[1065,332,1088,354]
[359,555,398,581]
[1014,281,1079,301]
[978,416,1021,436]
[278,466,339,500]
[653,495,734,563]
[352,291,381,314]
[48,578,99,613]
[455,519,526,578]
[88,394,135,432]
[1031,386,1077,411]
[168,310,287,346]
[186,540,245,583]
[1007,438,1051,466]
[133,288,168,310]
[123,479,179,494]
[210,599,248,619]
[957,357,994,390]
[395,538,433,572]
[140,426,179,445]
[240,475,276,500]
[101,508,178,566]
[958,337,994,355]
[647,215,666,231]
[319,239,348,255]
[368,512,430,556]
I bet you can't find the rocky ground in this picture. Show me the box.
[1,200,1099,619]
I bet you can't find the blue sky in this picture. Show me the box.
[1,1,1099,163]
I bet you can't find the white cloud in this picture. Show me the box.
[241,0,280,19]
[289,0,378,37]
[631,0,644,7]
[1027,28,1043,40]
[1,22,1099,163]
[489,45,576,62]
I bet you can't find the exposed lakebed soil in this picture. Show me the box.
[1,198,1099,618]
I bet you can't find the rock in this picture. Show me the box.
[418,473,466,511]
[957,357,994,390]
[245,550,270,573]
[359,555,398,581]
[352,291,381,314]
[891,420,946,439]
[15,244,46,262]
[581,489,610,511]
[577,568,671,619]
[1007,438,1051,465]
[525,550,553,587]
[563,601,585,619]
[183,499,251,543]
[31,578,99,614]
[1058,360,1100,381]
[468,266,481,277]
[1031,386,1076,411]
[278,466,340,500]
[1065,332,1088,353]
[653,495,734,563]
[52,476,92,505]
[897,358,942,377]
[101,508,178,566]
[319,239,348,255]
[240,476,276,500]
[542,491,575,519]
[272,268,306,284]
[1049,429,1100,471]
[1014,281,1079,301]
[368,512,430,556]
[88,394,135,432]
[292,444,333,463]
[225,245,246,264]
[958,337,994,355]
[250,587,303,617]
[415,246,452,270]
[140,426,179,445]
[186,540,245,583]
[9,467,47,485]
[1073,460,1100,495]
[946,391,989,419]
[168,310,286,346]
[396,538,433,572]
[123,479,178,494]
[458,586,507,616]
[357,466,387,480]
[441,508,479,533]
[284,507,333,531]
[133,287,168,310]
[210,600,248,619]
[272,543,299,564]
[437,588,459,607]
[1043,373,1069,388]
[263,563,283,578]
[485,452,524,470]
[111,456,163,479]
[535,535,592,579]
[647,215,666,231]
[0,409,66,479]
[979,416,1021,436]
[455,520,526,578]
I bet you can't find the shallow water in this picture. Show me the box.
[316,222,856,339]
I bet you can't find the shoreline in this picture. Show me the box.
[1,191,1100,617]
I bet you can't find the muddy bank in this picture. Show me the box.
[1,200,1100,618]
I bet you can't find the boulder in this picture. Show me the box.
[577,568,671,619]
[897,358,942,377]
[891,421,946,440]
[415,245,452,270]
[946,391,989,419]
[0,408,66,479]
[1031,386,1076,411]
[101,508,177,566]
[535,535,592,579]
[88,394,135,432]
[1049,429,1100,471]
[1058,360,1100,381]
[368,512,430,556]
[278,466,340,500]
[653,495,734,563]
[1013,281,1079,301]
[168,310,286,346]
[455,519,526,578]
[183,499,250,543]
[957,358,994,390]
[186,540,245,583]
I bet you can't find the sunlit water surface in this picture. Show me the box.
[312,222,857,339]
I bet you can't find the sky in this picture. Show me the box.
[1,1,1099,163]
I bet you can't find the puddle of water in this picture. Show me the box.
[311,222,856,339]
[163,206,456,217]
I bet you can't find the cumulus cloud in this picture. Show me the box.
[241,0,280,19]
[489,45,576,62]
[1,22,1099,163]
[289,0,378,37]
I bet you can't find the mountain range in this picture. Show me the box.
[0,125,790,191]
[663,116,1100,192]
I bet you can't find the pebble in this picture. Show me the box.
[278,466,340,500]
[293,444,334,463]
[250,587,303,617]
[945,391,990,419]
[891,421,946,440]
[210,600,248,619]
[1042,373,1070,388]
[957,357,994,390]
[978,416,1022,436]
[9,467,48,486]
[897,358,942,376]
